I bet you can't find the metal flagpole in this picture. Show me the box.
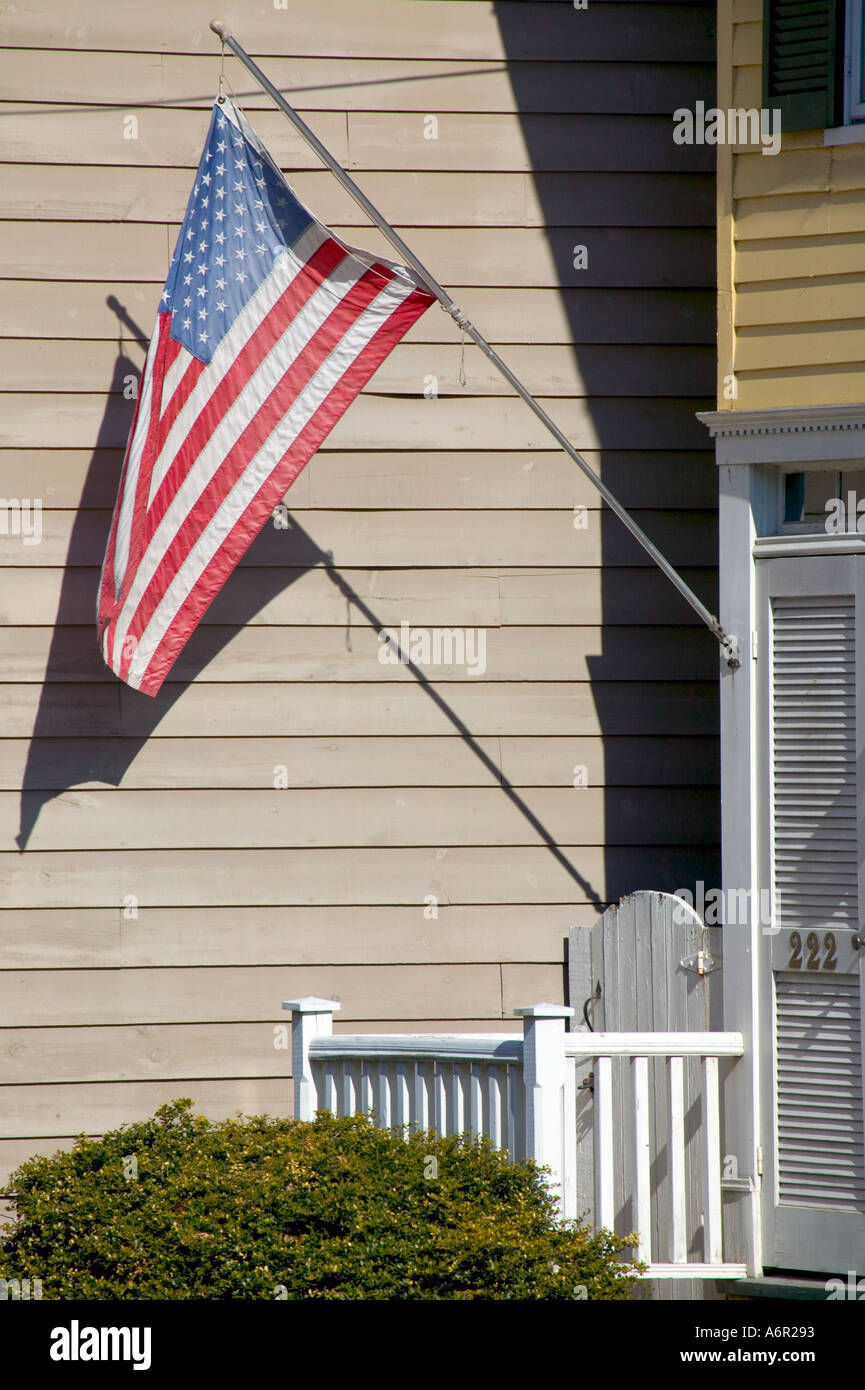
[209,19,739,668]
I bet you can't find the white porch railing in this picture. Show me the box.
[283,997,747,1281]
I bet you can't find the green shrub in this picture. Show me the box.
[0,1099,641,1300]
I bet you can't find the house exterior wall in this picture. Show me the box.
[0,0,717,1186]
[718,0,865,410]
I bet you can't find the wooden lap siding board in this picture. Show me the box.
[0,1,718,1184]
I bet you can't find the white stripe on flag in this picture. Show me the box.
[146,221,328,504]
[111,256,371,669]
[126,276,415,685]
[160,343,195,418]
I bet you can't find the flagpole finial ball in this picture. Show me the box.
[210,19,229,39]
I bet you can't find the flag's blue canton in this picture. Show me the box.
[162,102,314,365]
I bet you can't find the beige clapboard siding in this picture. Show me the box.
[4,1011,551,1083]
[0,1080,295,1143]
[0,625,717,684]
[0,507,716,567]
[0,339,715,397]
[2,786,720,852]
[0,165,714,229]
[5,680,719,740]
[0,0,716,62]
[0,734,718,792]
[0,281,715,344]
[0,106,708,175]
[0,49,712,114]
[0,0,719,1154]
[0,904,596,969]
[0,962,543,1029]
[0,220,713,287]
[0,565,715,628]
[0,449,718,511]
[0,1023,294,1085]
[0,844,714,910]
[0,396,711,453]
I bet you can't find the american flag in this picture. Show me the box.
[98,96,435,696]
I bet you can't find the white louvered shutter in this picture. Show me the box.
[771,595,858,934]
[764,568,865,1269]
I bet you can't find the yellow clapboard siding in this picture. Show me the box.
[731,20,762,66]
[734,191,865,241]
[736,320,865,370]
[828,142,865,191]
[1,785,719,853]
[735,233,865,284]
[731,62,761,110]
[734,365,865,408]
[734,275,865,326]
[733,148,832,198]
[0,904,596,969]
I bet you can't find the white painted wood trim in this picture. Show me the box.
[310,1034,524,1061]
[633,1056,652,1265]
[564,1031,744,1057]
[594,1055,615,1230]
[669,1055,687,1264]
[638,1263,748,1279]
[702,1055,723,1266]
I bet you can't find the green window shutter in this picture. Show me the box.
[762,0,842,130]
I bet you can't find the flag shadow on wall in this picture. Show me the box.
[17,295,602,911]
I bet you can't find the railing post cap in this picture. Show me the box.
[282,997,341,1013]
[513,1001,575,1019]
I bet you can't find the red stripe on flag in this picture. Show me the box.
[137,283,434,692]
[117,262,393,682]
[143,238,352,536]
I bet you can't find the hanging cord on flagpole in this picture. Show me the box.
[209,20,740,669]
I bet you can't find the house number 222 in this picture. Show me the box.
[787,931,837,971]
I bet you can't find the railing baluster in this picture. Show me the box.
[451,1061,465,1134]
[469,1062,483,1136]
[594,1055,614,1230]
[669,1055,687,1264]
[702,1055,723,1265]
[393,1060,409,1133]
[632,1056,652,1265]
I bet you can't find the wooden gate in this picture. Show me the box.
[568,891,725,1299]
